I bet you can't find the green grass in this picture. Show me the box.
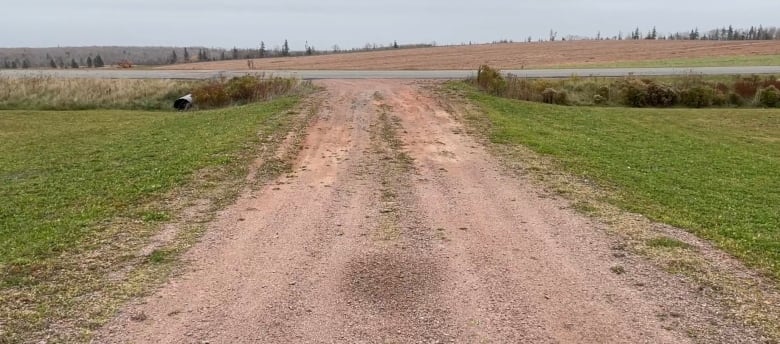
[560,54,780,69]
[459,83,780,279]
[646,237,693,250]
[0,99,297,270]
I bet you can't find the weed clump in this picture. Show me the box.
[757,85,780,107]
[192,75,300,109]
[680,85,715,108]
[192,82,230,108]
[476,65,506,95]
[620,79,649,107]
[646,82,679,107]
[541,88,568,105]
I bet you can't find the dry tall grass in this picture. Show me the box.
[0,77,197,110]
[0,75,309,111]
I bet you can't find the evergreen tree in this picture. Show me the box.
[647,26,657,40]
[393,40,399,49]
[70,59,79,69]
[220,51,226,60]
[22,59,30,69]
[632,27,641,40]
[282,39,290,56]
[305,41,314,56]
[50,59,58,69]
[86,56,93,68]
[169,50,178,64]
[94,55,105,68]
[259,41,266,58]
[11,61,18,69]
[689,28,700,40]
[184,47,190,62]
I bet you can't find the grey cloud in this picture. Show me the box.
[1,1,778,48]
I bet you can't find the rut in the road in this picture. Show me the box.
[96,80,768,344]
[339,96,455,342]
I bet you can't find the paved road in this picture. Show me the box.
[2,66,780,80]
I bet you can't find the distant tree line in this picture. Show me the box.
[484,25,780,43]
[567,25,780,42]
[0,39,434,69]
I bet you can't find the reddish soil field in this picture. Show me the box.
[160,40,780,71]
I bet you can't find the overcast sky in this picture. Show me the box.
[2,1,778,50]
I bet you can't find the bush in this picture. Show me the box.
[712,92,728,107]
[620,79,648,107]
[541,88,568,105]
[476,65,506,95]
[593,94,608,105]
[680,85,715,108]
[541,88,557,104]
[191,75,299,109]
[757,85,780,107]
[714,82,730,94]
[762,75,780,90]
[728,92,745,107]
[734,76,761,98]
[596,85,610,99]
[192,82,230,108]
[225,76,259,101]
[645,81,679,107]
[555,90,569,105]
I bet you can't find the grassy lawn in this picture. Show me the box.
[460,84,780,279]
[558,54,780,69]
[0,99,297,271]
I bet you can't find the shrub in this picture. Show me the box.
[191,75,299,109]
[555,90,569,105]
[712,92,728,107]
[714,82,730,94]
[541,88,557,104]
[734,76,761,98]
[757,85,780,107]
[620,79,648,107]
[728,92,745,107]
[225,76,259,102]
[596,85,610,99]
[645,82,679,107]
[192,82,230,108]
[762,75,780,90]
[593,94,608,105]
[680,85,715,108]
[476,65,506,95]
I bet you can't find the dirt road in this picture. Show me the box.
[97,80,755,343]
